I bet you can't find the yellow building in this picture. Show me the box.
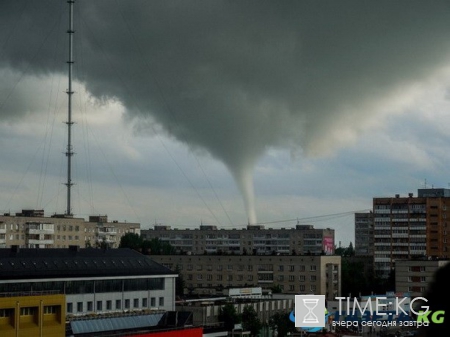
[0,293,65,337]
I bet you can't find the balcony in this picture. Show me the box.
[27,228,55,235]
[98,229,117,236]
[27,239,54,245]
[0,228,6,234]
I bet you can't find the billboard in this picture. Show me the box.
[323,237,334,255]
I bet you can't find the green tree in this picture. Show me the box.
[144,237,176,255]
[174,265,185,298]
[241,305,262,336]
[335,242,355,257]
[270,284,282,294]
[218,302,241,331]
[119,233,142,250]
[269,312,296,337]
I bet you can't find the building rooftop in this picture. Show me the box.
[0,247,176,280]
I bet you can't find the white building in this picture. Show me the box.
[0,246,176,316]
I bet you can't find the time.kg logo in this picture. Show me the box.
[294,295,326,328]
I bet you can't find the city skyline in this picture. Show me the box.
[1,1,450,246]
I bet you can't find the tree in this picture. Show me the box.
[241,305,262,336]
[119,233,142,250]
[269,312,296,337]
[218,302,241,331]
[174,265,185,298]
[144,238,176,255]
[335,243,355,257]
[270,284,283,294]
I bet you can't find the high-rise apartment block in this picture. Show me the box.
[0,210,140,248]
[372,188,450,277]
[355,211,373,256]
[141,224,335,256]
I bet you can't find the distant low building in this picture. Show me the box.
[141,223,335,256]
[0,211,140,248]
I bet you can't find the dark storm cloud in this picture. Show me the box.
[1,0,450,222]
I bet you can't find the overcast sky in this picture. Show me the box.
[1,1,450,246]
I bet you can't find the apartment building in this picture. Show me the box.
[355,212,373,256]
[152,254,341,300]
[141,224,335,256]
[0,210,140,248]
[373,188,450,277]
[395,259,450,298]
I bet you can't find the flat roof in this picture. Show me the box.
[0,248,176,280]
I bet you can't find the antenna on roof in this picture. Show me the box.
[65,0,75,216]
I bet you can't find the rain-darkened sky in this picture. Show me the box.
[1,0,450,245]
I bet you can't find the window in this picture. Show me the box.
[77,302,83,312]
[142,298,148,308]
[134,298,139,308]
[289,265,295,272]
[106,300,112,310]
[310,265,317,271]
[44,306,57,314]
[299,285,305,291]
[21,307,37,316]
[125,299,130,309]
[97,301,102,311]
[151,298,156,307]
[116,300,121,310]
[289,275,295,282]
[217,275,223,281]
[67,303,73,313]
[310,275,317,281]
[87,302,93,311]
[159,297,164,306]
[0,309,13,317]
[299,275,305,282]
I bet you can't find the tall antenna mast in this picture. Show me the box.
[65,0,75,216]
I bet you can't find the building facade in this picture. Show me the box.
[0,247,176,317]
[177,297,294,327]
[141,224,335,256]
[152,255,341,300]
[0,293,65,337]
[395,259,450,298]
[0,210,140,249]
[355,212,373,256]
[373,188,450,277]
